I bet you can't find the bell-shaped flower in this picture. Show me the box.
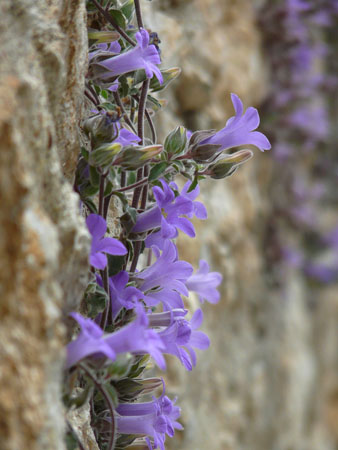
[108,271,145,319]
[133,179,206,249]
[157,309,210,371]
[135,241,193,297]
[97,28,163,83]
[66,307,165,369]
[86,214,127,270]
[200,93,271,152]
[186,260,222,304]
[66,312,116,368]
[105,306,166,370]
[115,381,182,450]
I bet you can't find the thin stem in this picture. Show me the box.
[87,82,101,105]
[90,0,136,47]
[113,91,137,133]
[137,80,149,144]
[132,80,149,209]
[99,267,110,330]
[79,364,116,450]
[145,108,157,144]
[130,97,136,123]
[130,241,142,273]
[85,89,99,106]
[134,0,144,29]
[140,164,149,210]
[98,175,105,216]
[120,170,126,188]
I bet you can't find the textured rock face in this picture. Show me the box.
[0,1,89,449]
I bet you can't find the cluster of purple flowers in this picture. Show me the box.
[260,0,338,284]
[70,5,271,448]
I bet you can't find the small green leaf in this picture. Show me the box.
[85,284,109,318]
[121,0,135,23]
[109,9,127,29]
[148,162,168,182]
[107,254,127,277]
[89,165,100,187]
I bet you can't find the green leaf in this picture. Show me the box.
[85,284,109,318]
[109,9,127,29]
[104,384,119,408]
[121,0,135,23]
[107,253,127,277]
[150,67,181,93]
[81,183,100,198]
[80,147,89,162]
[148,161,168,182]
[89,165,100,187]
[106,353,134,379]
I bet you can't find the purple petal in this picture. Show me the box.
[95,237,127,255]
[90,252,107,270]
[189,331,210,349]
[86,214,107,239]
[190,309,203,329]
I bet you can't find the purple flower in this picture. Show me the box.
[200,93,271,152]
[186,260,222,304]
[98,29,163,83]
[108,271,145,319]
[66,312,116,368]
[114,122,141,147]
[105,306,166,370]
[66,307,165,369]
[158,309,210,371]
[86,214,127,270]
[115,383,182,450]
[133,179,206,249]
[136,241,193,296]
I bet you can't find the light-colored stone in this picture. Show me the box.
[0,1,89,449]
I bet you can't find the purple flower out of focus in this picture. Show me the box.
[66,312,116,368]
[66,307,165,369]
[158,308,210,371]
[86,214,127,270]
[200,93,271,152]
[108,271,145,319]
[115,381,182,450]
[136,241,193,301]
[98,28,163,84]
[133,179,207,249]
[186,260,222,304]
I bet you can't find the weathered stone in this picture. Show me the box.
[0,1,89,449]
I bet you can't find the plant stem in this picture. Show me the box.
[145,108,157,144]
[79,364,116,450]
[132,79,149,209]
[113,91,137,133]
[90,0,136,47]
[134,0,144,28]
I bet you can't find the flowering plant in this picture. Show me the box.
[64,1,270,449]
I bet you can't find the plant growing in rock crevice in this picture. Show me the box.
[64,1,271,448]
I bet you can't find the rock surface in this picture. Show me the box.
[0,1,89,449]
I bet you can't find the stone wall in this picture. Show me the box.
[0,1,89,449]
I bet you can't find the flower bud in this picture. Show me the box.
[164,126,187,156]
[189,143,222,163]
[206,149,253,179]
[150,67,182,92]
[88,142,122,168]
[114,145,163,170]
[88,29,120,44]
